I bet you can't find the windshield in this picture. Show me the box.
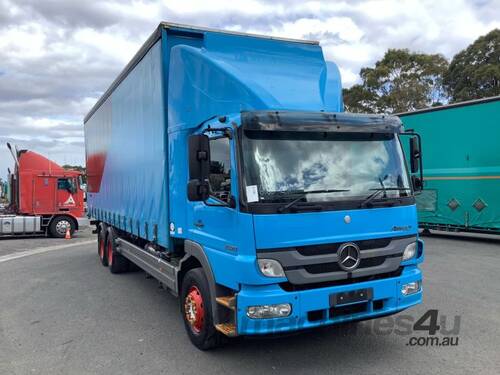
[241,130,411,203]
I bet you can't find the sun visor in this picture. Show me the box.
[241,111,403,133]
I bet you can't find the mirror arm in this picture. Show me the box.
[204,195,236,208]
[202,127,233,139]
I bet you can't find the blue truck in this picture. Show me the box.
[84,23,425,350]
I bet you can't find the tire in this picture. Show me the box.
[180,268,222,350]
[49,216,75,238]
[98,225,108,267]
[106,228,129,274]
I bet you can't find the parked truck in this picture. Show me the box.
[399,96,500,234]
[0,143,86,237]
[84,23,425,350]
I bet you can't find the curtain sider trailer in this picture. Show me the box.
[399,96,500,235]
[84,22,425,349]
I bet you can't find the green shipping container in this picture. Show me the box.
[399,96,500,234]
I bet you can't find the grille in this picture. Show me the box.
[258,235,413,287]
[329,302,368,318]
[301,255,397,274]
[280,267,404,292]
[296,237,392,256]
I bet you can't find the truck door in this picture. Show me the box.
[56,177,77,210]
[190,136,241,256]
[33,176,56,213]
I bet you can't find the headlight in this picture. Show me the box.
[247,303,292,319]
[401,281,421,296]
[402,242,417,261]
[258,259,285,278]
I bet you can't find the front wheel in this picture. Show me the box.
[180,268,222,350]
[49,216,75,238]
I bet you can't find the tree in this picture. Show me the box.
[444,29,500,102]
[62,165,86,184]
[343,49,449,113]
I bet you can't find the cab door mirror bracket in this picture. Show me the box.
[187,135,210,201]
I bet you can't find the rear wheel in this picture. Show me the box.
[98,225,108,266]
[106,228,129,274]
[180,268,222,350]
[49,216,75,238]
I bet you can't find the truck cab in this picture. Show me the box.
[180,110,424,336]
[0,144,86,237]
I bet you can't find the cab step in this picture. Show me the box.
[216,296,236,310]
[215,323,237,337]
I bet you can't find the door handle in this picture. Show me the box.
[194,219,204,228]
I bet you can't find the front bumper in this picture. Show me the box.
[236,266,422,335]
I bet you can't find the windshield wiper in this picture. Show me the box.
[277,189,350,213]
[360,187,411,208]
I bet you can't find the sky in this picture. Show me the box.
[0,0,499,179]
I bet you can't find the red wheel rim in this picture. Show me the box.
[99,239,105,260]
[184,286,205,334]
[107,240,113,266]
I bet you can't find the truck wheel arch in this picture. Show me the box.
[48,214,77,237]
[178,240,220,325]
[49,214,79,229]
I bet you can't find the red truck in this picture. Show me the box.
[0,143,86,237]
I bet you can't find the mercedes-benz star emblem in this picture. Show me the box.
[337,242,361,271]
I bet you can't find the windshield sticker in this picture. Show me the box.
[246,185,259,203]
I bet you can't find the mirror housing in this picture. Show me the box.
[188,135,210,201]
[411,175,423,192]
[187,179,209,201]
[71,179,78,194]
[189,135,210,180]
[410,136,420,174]
[401,132,424,193]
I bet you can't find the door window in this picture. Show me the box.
[57,178,76,193]
[209,137,231,202]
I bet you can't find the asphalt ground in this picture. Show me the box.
[0,227,95,257]
[0,230,499,374]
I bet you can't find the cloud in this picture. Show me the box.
[0,0,499,179]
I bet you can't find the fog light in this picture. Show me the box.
[401,281,421,296]
[246,303,292,319]
[402,242,417,261]
[258,259,285,278]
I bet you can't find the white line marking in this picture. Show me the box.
[0,240,97,263]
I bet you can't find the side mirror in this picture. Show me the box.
[187,179,209,201]
[188,135,210,201]
[411,175,423,192]
[409,135,423,192]
[401,132,424,193]
[410,136,420,174]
